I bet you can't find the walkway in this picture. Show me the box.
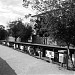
[0,45,74,75]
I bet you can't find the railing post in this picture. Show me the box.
[73,51,75,68]
[14,43,16,49]
[7,42,10,46]
[74,51,75,67]
[20,45,24,51]
[33,47,36,56]
[42,48,45,57]
[39,47,41,58]
[39,47,42,59]
[16,44,18,49]
[23,45,25,52]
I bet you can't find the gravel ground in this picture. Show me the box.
[0,45,75,75]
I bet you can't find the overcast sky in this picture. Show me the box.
[0,0,36,28]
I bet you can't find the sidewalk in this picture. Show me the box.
[0,45,74,75]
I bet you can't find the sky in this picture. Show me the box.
[0,0,36,28]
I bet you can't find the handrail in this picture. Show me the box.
[0,40,75,70]
[0,40,75,50]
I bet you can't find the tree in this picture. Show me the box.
[20,24,33,42]
[32,0,75,69]
[0,25,8,40]
[51,6,75,69]
[23,0,75,69]
[8,19,33,42]
[8,19,25,41]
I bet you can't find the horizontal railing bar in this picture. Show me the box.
[1,40,75,50]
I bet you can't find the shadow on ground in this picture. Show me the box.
[0,57,17,75]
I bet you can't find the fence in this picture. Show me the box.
[0,40,75,70]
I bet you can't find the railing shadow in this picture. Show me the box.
[0,57,17,75]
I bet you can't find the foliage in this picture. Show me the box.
[53,16,75,46]
[52,1,75,46]
[8,19,33,42]
[34,0,75,46]
[23,0,73,13]
[8,19,25,41]
[21,25,33,42]
[23,0,60,12]
[0,25,8,40]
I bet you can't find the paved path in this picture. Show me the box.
[0,45,75,75]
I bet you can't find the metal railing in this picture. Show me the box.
[0,40,75,70]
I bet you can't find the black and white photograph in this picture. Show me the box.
[0,0,75,75]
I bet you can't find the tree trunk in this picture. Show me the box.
[66,45,69,69]
[67,44,73,70]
